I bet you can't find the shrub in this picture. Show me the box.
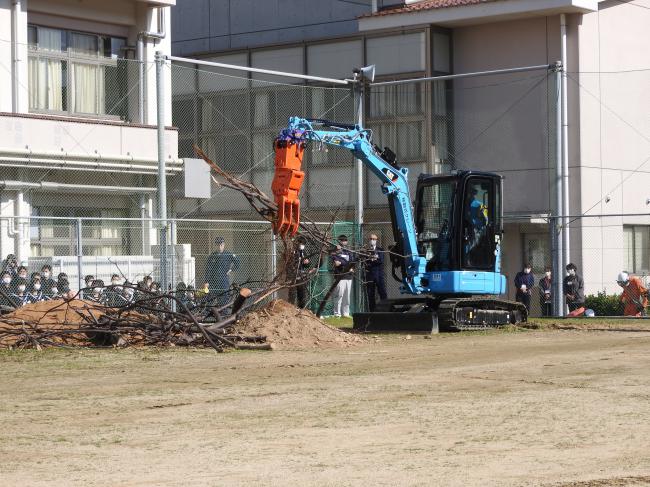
[585,292,623,316]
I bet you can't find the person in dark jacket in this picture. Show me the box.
[538,267,553,317]
[514,263,534,312]
[11,277,31,306]
[331,234,355,317]
[205,236,240,306]
[563,262,585,312]
[40,265,56,297]
[288,236,310,309]
[364,233,387,312]
[0,270,17,311]
[10,265,29,293]
[2,254,18,278]
[28,276,44,303]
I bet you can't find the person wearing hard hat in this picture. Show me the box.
[617,271,648,317]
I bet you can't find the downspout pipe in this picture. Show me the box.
[11,0,21,113]
[560,14,571,270]
[137,7,167,124]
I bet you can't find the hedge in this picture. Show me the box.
[584,292,623,316]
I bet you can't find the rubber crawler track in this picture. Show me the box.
[437,297,528,331]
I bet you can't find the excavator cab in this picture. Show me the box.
[414,171,503,275]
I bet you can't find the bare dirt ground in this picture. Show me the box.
[2,326,650,486]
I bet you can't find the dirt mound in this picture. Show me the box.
[1,299,105,327]
[232,300,364,350]
[0,299,108,347]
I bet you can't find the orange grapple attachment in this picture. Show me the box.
[272,138,305,237]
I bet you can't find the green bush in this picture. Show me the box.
[585,292,623,316]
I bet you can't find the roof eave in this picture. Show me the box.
[358,0,599,31]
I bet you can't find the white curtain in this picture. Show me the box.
[28,58,63,111]
[396,84,420,116]
[69,32,105,114]
[38,27,63,52]
[71,63,105,114]
[69,32,97,57]
[397,121,423,161]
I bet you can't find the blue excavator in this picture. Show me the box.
[272,117,527,332]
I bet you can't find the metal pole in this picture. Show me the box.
[271,232,277,300]
[76,218,83,298]
[354,79,364,227]
[371,64,553,87]
[170,219,176,292]
[168,55,350,86]
[554,62,565,317]
[560,14,571,271]
[155,50,168,292]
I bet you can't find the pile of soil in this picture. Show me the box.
[232,300,364,350]
[1,299,105,328]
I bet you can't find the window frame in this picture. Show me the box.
[624,225,650,274]
[28,24,127,120]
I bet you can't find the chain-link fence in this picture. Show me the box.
[8,41,650,320]
[3,212,649,318]
[170,61,358,222]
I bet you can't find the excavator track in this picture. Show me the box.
[437,297,528,332]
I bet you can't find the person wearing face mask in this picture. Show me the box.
[288,236,311,309]
[122,280,135,304]
[563,263,585,312]
[28,277,44,302]
[2,254,18,277]
[617,271,648,317]
[104,274,124,307]
[364,233,387,312]
[514,263,535,312]
[40,265,56,296]
[11,277,31,306]
[89,279,105,303]
[538,267,553,316]
[0,271,17,311]
[11,265,29,293]
[84,275,95,289]
[331,234,356,318]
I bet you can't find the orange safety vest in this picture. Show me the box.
[620,276,648,317]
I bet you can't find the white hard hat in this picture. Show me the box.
[585,309,595,317]
[617,271,629,286]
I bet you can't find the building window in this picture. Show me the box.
[30,208,129,257]
[367,83,426,164]
[624,226,649,274]
[28,25,128,119]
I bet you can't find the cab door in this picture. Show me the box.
[460,175,502,271]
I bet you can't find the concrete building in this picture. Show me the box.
[0,0,178,265]
[171,0,649,302]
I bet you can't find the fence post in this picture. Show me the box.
[271,231,277,300]
[155,50,168,292]
[76,218,83,298]
[170,219,176,292]
[554,62,565,317]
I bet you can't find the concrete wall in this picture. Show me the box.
[0,0,178,259]
[574,0,650,294]
[171,0,372,56]
[452,15,561,215]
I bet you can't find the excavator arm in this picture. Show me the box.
[272,117,426,294]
